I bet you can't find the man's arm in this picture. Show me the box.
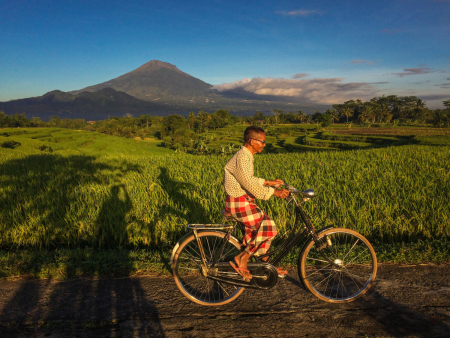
[235,152,274,200]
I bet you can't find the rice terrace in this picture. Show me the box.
[1,111,450,336]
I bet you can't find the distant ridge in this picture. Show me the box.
[70,60,212,100]
[0,88,173,120]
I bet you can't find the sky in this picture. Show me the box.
[1,0,449,109]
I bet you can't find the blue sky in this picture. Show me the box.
[1,0,449,108]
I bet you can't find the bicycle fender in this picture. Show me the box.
[169,230,241,265]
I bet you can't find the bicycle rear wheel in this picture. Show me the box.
[173,231,244,306]
[299,228,377,303]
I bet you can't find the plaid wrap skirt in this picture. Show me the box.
[225,194,277,256]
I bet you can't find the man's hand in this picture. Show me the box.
[267,179,284,187]
[273,188,289,199]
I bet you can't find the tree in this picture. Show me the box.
[443,99,450,109]
[285,111,296,123]
[49,115,61,127]
[325,109,339,124]
[296,110,306,124]
[432,109,449,128]
[187,112,196,130]
[374,104,391,123]
[30,117,44,127]
[312,111,321,125]
[211,109,231,129]
[138,115,152,128]
[340,106,354,123]
[271,109,284,125]
[194,111,211,133]
[163,114,186,135]
[312,111,332,127]
[253,111,265,124]
[359,104,374,123]
[0,111,10,127]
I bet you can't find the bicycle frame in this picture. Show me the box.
[195,189,331,269]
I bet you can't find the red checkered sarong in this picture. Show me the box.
[225,194,277,256]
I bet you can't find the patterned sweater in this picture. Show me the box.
[224,146,274,200]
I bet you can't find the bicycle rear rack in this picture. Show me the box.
[188,224,235,230]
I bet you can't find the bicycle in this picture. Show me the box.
[170,185,377,306]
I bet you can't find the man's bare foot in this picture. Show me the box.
[229,262,252,281]
[234,251,252,280]
[276,267,288,275]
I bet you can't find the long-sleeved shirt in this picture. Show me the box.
[224,146,274,200]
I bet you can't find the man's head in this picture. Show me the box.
[244,126,266,154]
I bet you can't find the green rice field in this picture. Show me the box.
[1,127,449,278]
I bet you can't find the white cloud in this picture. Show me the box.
[212,77,379,104]
[352,60,375,65]
[277,10,323,17]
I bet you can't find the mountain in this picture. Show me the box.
[1,60,329,120]
[70,60,212,100]
[0,88,173,120]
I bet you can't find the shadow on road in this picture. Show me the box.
[350,288,450,337]
[0,277,165,337]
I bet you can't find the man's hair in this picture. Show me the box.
[244,126,265,143]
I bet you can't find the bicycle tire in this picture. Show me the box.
[173,231,245,306]
[299,228,377,303]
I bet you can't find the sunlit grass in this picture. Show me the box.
[1,127,449,278]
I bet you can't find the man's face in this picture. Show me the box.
[250,132,266,153]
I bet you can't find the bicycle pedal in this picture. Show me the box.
[278,274,287,279]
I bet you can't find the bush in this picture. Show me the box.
[1,140,21,149]
[37,144,53,152]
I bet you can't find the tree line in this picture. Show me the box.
[1,96,449,137]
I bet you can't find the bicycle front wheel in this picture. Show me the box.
[173,231,245,306]
[299,228,377,303]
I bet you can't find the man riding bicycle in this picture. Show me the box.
[224,125,289,280]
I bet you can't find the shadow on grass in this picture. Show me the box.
[0,154,166,336]
[0,153,141,248]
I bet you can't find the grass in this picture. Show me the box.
[0,128,174,156]
[173,124,450,154]
[2,238,449,280]
[1,126,450,279]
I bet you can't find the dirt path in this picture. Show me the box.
[1,264,449,337]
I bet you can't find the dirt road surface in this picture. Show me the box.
[1,264,449,337]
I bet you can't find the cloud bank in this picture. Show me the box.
[212,77,379,104]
